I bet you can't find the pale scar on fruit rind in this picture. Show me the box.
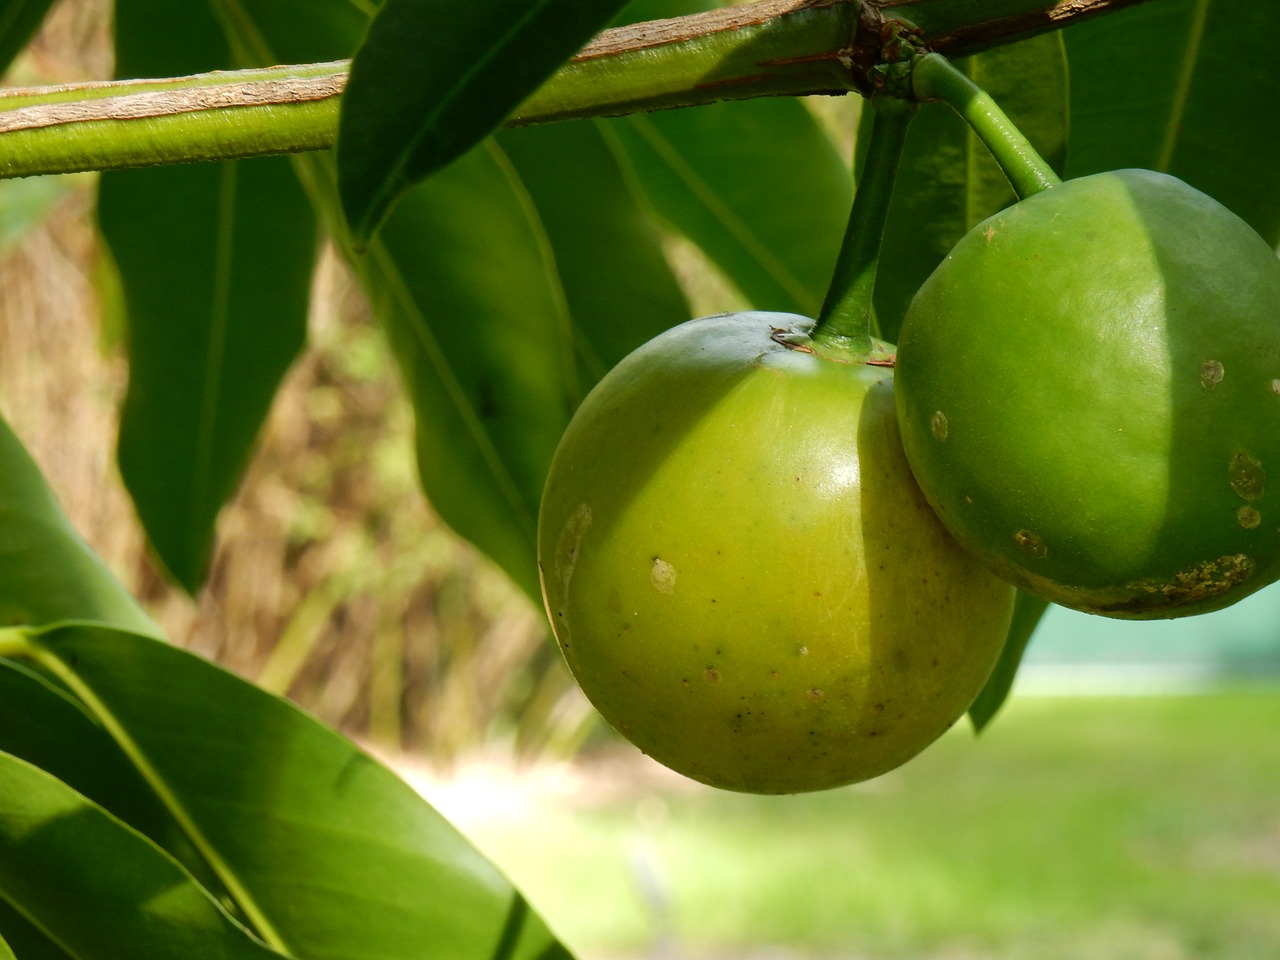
[555,503,593,592]
[650,557,677,594]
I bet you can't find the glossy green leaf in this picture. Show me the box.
[357,144,577,602]
[0,749,283,960]
[0,0,54,77]
[0,659,229,901]
[495,121,689,384]
[1064,0,1280,246]
[24,622,572,960]
[605,97,851,317]
[967,591,1051,732]
[103,1,319,594]
[338,0,632,241]
[0,413,157,634]
[870,34,1068,343]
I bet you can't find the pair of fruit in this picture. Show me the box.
[537,68,1280,793]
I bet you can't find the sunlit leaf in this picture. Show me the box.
[0,659,229,899]
[1064,0,1280,246]
[870,34,1068,343]
[24,622,574,960]
[0,749,283,960]
[338,0,632,241]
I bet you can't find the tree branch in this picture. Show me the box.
[0,0,1156,180]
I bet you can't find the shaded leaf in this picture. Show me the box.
[25,622,573,960]
[0,749,283,960]
[0,0,54,78]
[0,890,70,959]
[1064,0,1280,247]
[0,413,156,634]
[101,160,316,593]
[104,0,319,593]
[357,144,577,602]
[338,0,632,241]
[968,591,1051,731]
[870,34,1068,343]
[496,121,689,384]
[606,97,851,317]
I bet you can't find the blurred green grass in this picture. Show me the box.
[439,691,1280,960]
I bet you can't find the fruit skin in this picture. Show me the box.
[538,311,1015,794]
[895,169,1280,619]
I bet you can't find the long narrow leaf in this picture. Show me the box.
[105,0,319,593]
[24,622,573,960]
[338,0,632,241]
[1064,0,1280,246]
[358,143,577,602]
[0,750,284,960]
[102,160,316,593]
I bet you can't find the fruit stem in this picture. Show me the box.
[813,94,917,348]
[910,52,1060,199]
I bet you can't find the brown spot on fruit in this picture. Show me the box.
[1228,452,1265,501]
[1238,505,1262,529]
[931,410,948,441]
[1200,360,1224,388]
[1111,554,1257,613]
[1014,529,1047,558]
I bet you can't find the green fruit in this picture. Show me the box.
[538,312,1015,794]
[896,169,1280,618]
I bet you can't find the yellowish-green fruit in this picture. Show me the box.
[538,312,1015,794]
[896,169,1280,618]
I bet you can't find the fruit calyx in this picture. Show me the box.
[770,326,896,367]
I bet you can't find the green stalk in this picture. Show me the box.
[0,0,1153,182]
[813,95,917,348]
[910,51,1060,198]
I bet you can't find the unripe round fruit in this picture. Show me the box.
[896,169,1280,618]
[538,312,1015,793]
